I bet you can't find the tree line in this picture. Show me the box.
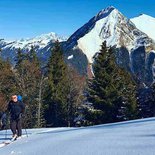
[0,41,155,128]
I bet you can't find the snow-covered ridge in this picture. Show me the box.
[1,32,67,50]
[95,6,116,18]
[131,14,155,41]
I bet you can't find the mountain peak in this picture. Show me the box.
[66,6,152,63]
[34,32,67,42]
[96,6,117,18]
[99,6,116,13]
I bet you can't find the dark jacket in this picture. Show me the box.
[8,101,25,120]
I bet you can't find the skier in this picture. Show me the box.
[0,111,7,130]
[7,95,25,140]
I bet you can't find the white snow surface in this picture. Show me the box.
[1,117,155,155]
[131,14,155,41]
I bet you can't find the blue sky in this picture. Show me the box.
[0,0,155,40]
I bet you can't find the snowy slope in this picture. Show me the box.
[1,117,155,155]
[131,14,155,41]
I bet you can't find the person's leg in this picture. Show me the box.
[1,118,7,130]
[1,124,5,130]
[16,119,22,137]
[10,120,17,136]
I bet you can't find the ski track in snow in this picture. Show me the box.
[0,118,155,155]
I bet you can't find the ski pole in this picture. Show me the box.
[25,128,28,137]
[5,128,7,140]
[5,114,8,140]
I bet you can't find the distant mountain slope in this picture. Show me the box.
[0,32,67,64]
[1,32,67,50]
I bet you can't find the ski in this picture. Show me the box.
[0,139,13,147]
[0,135,27,148]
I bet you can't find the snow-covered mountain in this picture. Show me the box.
[0,32,67,64]
[1,32,67,50]
[1,117,155,155]
[64,6,154,63]
[131,14,155,41]
[0,6,155,85]
[63,6,155,85]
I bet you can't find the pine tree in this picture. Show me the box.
[15,48,25,68]
[44,41,69,127]
[29,46,45,127]
[29,46,39,64]
[115,68,137,121]
[85,41,137,125]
